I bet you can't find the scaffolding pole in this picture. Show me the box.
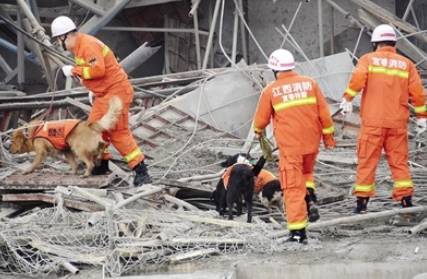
[17,10,25,86]
[237,0,248,62]
[69,0,106,17]
[402,0,415,21]
[202,0,221,69]
[318,0,324,57]
[231,8,239,63]
[193,10,201,69]
[79,0,131,35]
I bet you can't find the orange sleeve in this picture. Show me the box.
[72,43,106,80]
[314,82,335,136]
[253,87,273,133]
[343,55,369,101]
[408,62,427,118]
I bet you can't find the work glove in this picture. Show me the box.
[323,134,336,149]
[416,118,427,135]
[254,128,263,139]
[61,65,74,77]
[339,98,353,115]
[88,91,94,105]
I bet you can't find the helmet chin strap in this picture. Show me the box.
[372,42,378,51]
[59,34,68,51]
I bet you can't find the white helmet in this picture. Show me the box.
[268,49,295,71]
[371,24,396,43]
[51,16,76,38]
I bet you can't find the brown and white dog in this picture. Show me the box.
[10,96,122,176]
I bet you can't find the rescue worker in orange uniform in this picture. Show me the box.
[50,16,151,186]
[253,49,336,243]
[340,24,427,213]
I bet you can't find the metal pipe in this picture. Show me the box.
[318,0,324,57]
[233,0,268,60]
[79,0,131,35]
[69,0,106,17]
[16,0,50,45]
[280,1,302,48]
[0,38,39,65]
[120,42,162,74]
[0,54,12,74]
[352,27,364,58]
[101,25,209,35]
[231,7,239,62]
[17,10,25,85]
[402,0,415,21]
[189,0,202,17]
[193,10,201,69]
[237,0,248,62]
[330,5,334,54]
[202,0,221,69]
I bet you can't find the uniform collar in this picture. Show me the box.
[72,32,83,54]
[276,70,297,80]
[376,46,396,53]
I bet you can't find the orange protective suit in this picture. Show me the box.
[253,71,335,231]
[70,33,144,168]
[31,120,80,150]
[344,46,427,201]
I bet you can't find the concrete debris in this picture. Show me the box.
[0,0,427,278]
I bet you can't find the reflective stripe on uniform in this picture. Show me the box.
[82,67,91,79]
[102,45,110,57]
[345,87,359,97]
[75,57,85,65]
[394,180,413,189]
[354,184,375,192]
[306,180,315,190]
[414,105,427,113]
[124,148,142,163]
[287,219,308,230]
[322,125,335,135]
[273,96,317,112]
[368,65,409,79]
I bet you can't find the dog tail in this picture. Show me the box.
[90,96,123,132]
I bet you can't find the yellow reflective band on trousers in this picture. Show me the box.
[287,219,308,230]
[345,87,358,97]
[394,180,413,189]
[354,184,375,192]
[306,181,315,190]
[322,125,335,135]
[414,105,427,113]
[75,57,85,65]
[273,96,316,112]
[82,67,91,79]
[124,148,142,163]
[102,46,110,57]
[368,65,409,79]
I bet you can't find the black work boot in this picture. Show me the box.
[133,161,152,186]
[306,188,320,222]
[287,228,307,244]
[91,159,111,175]
[354,197,369,214]
[401,196,413,208]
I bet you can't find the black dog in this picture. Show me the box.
[212,154,263,223]
[213,164,254,223]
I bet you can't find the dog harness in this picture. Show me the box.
[31,120,81,150]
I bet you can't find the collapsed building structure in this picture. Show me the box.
[0,0,426,278]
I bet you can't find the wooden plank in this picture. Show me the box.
[1,193,103,212]
[0,171,112,190]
